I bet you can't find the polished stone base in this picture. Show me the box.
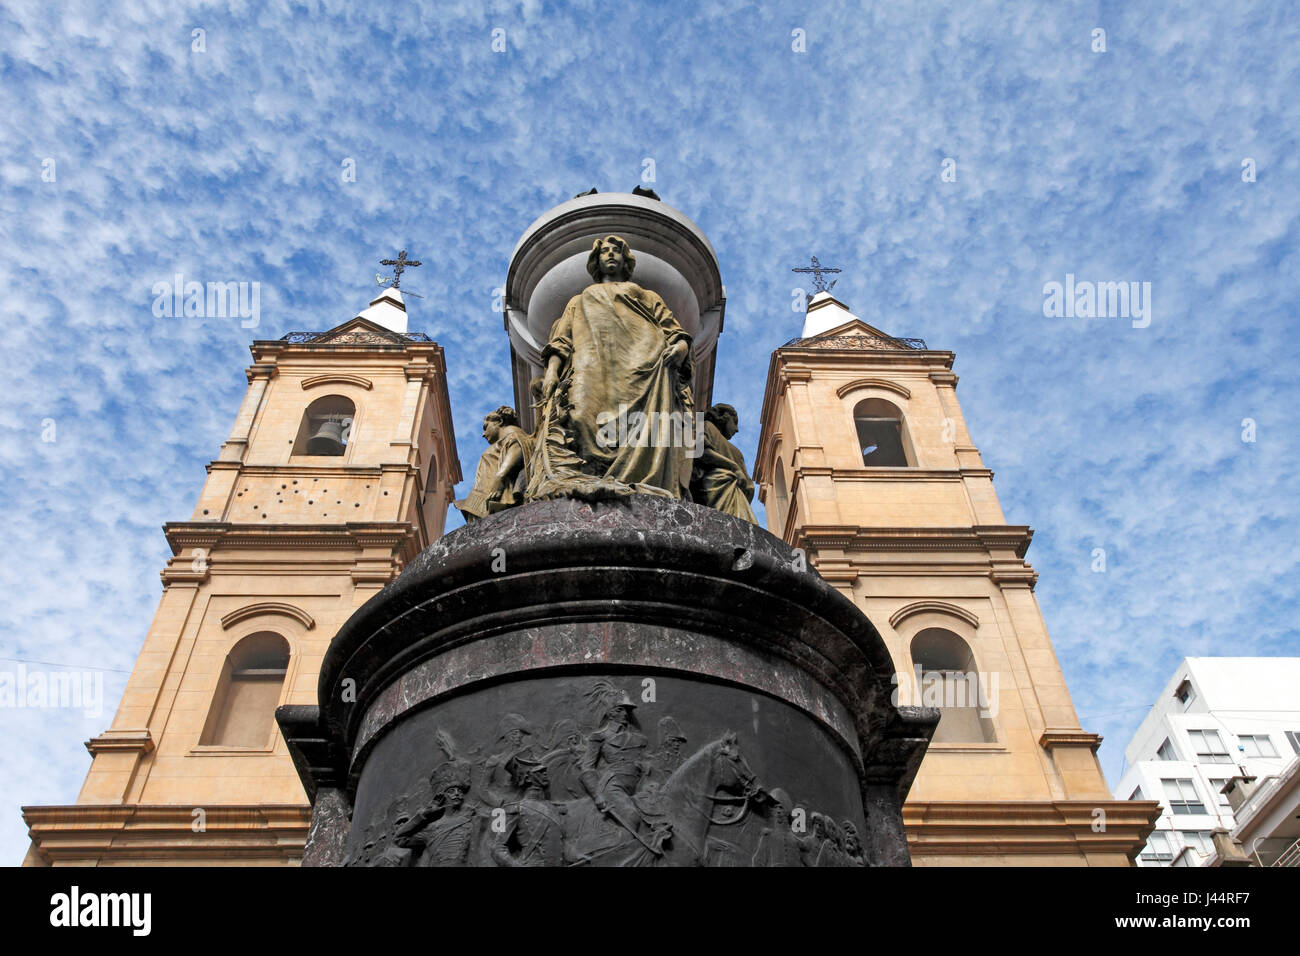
[279,495,936,867]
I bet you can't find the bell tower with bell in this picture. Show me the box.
[21,277,461,865]
[753,272,1160,866]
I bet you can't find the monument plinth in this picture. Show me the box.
[279,495,936,866]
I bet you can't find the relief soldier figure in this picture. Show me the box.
[690,403,758,524]
[642,715,688,790]
[454,406,535,521]
[752,788,810,867]
[351,682,867,867]
[477,713,537,808]
[371,797,415,867]
[578,684,672,855]
[842,820,866,867]
[490,754,567,867]
[393,757,479,867]
[540,718,587,800]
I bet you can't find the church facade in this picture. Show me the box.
[22,289,459,864]
[21,193,1156,865]
[756,291,1157,864]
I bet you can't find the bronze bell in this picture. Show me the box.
[306,418,347,455]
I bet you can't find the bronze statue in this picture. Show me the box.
[454,406,534,521]
[690,403,758,524]
[526,236,695,503]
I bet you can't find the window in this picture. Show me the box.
[910,628,995,744]
[1182,831,1213,857]
[1238,734,1278,758]
[773,460,789,531]
[1161,778,1205,815]
[293,395,356,457]
[1141,831,1174,862]
[1174,679,1193,706]
[1156,738,1178,761]
[200,633,290,748]
[853,398,912,467]
[1286,730,1300,755]
[1188,729,1232,764]
[1208,778,1232,810]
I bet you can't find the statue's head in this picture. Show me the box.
[587,235,636,282]
[483,405,519,442]
[507,754,549,792]
[706,403,740,439]
[842,820,862,853]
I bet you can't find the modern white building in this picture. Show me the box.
[1113,657,1300,866]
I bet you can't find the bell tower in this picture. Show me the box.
[754,290,1158,865]
[22,286,461,865]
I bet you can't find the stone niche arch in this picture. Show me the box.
[199,632,291,749]
[843,391,917,467]
[907,627,997,745]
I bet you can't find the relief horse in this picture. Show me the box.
[562,732,762,866]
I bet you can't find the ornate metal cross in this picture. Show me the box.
[380,249,422,290]
[792,256,841,296]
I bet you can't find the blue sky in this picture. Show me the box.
[2,1,1298,863]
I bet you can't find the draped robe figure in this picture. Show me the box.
[455,406,534,521]
[526,236,695,503]
[690,403,758,524]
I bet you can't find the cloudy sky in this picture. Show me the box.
[2,0,1298,863]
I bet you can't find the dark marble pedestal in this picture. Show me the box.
[279,496,936,867]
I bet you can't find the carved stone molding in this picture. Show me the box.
[1038,730,1104,753]
[835,377,912,400]
[84,729,154,757]
[300,373,373,391]
[220,601,316,631]
[889,600,980,631]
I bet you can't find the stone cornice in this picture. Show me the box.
[202,462,398,478]
[163,522,415,556]
[797,467,995,482]
[903,800,1161,859]
[794,524,1033,559]
[249,336,442,365]
[84,729,154,757]
[1039,730,1104,753]
[21,804,309,865]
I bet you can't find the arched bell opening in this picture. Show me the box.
[293,395,356,457]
